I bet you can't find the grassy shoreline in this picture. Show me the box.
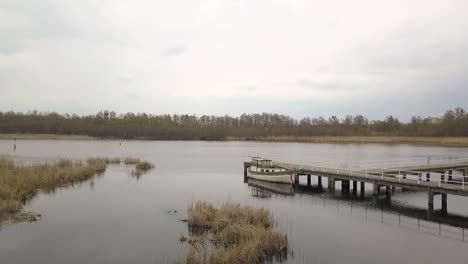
[2,133,468,147]
[0,133,93,140]
[0,156,154,224]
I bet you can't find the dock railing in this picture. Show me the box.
[274,155,468,191]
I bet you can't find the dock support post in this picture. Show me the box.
[341,180,350,194]
[294,174,300,188]
[385,186,392,204]
[360,182,365,197]
[448,170,453,182]
[402,174,407,191]
[391,186,396,192]
[426,172,430,182]
[385,186,391,195]
[464,169,467,189]
[318,176,322,188]
[328,177,335,192]
[244,164,248,183]
[352,181,357,195]
[441,193,447,215]
[428,190,434,217]
[373,183,379,195]
[307,175,311,186]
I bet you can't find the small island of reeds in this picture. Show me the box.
[178,201,288,264]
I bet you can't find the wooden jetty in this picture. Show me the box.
[244,156,468,217]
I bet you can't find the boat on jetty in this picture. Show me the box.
[247,157,294,184]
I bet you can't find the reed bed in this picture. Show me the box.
[178,201,288,264]
[124,157,140,164]
[124,157,155,176]
[0,157,109,221]
[0,156,154,223]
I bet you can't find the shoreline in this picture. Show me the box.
[1,134,468,147]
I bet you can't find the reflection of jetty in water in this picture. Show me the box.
[245,178,468,243]
[248,178,294,197]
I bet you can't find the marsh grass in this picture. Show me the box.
[0,156,110,221]
[123,158,155,176]
[0,156,154,223]
[124,157,140,164]
[178,201,288,264]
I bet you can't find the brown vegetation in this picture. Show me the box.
[1,107,468,140]
[0,156,154,224]
[0,157,107,222]
[178,201,288,264]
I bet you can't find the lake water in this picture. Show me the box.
[1,140,468,264]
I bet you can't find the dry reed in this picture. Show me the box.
[0,156,109,221]
[0,156,154,223]
[178,201,288,264]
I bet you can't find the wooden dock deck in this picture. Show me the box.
[244,156,468,217]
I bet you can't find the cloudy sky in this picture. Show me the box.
[1,0,467,120]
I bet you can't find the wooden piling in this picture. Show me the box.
[441,193,447,215]
[428,190,434,217]
[328,177,335,191]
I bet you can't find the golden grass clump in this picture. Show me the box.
[0,156,111,222]
[135,160,154,172]
[103,157,122,164]
[124,157,140,164]
[178,201,288,264]
[124,158,155,176]
[0,156,155,224]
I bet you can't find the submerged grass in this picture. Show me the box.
[178,201,288,264]
[0,156,154,223]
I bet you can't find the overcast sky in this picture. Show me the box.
[1,0,467,120]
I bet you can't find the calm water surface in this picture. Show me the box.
[1,140,468,264]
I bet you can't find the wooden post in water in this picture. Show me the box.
[360,182,365,197]
[307,175,311,186]
[328,177,335,192]
[341,180,350,194]
[373,183,379,195]
[401,174,407,191]
[318,176,322,188]
[428,190,434,218]
[441,193,448,216]
[352,181,357,195]
[243,163,248,183]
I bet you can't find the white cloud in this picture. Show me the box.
[1,0,467,118]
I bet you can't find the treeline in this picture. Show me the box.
[1,107,468,139]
